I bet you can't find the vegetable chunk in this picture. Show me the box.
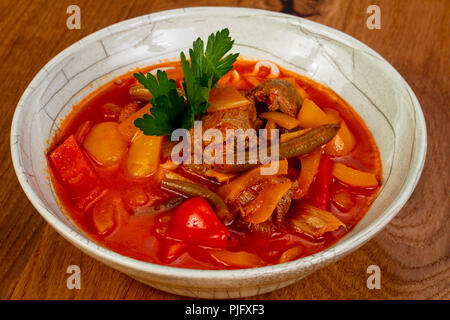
[49,135,104,210]
[260,111,301,130]
[293,148,322,199]
[126,133,162,177]
[209,250,265,268]
[289,204,345,238]
[332,162,378,188]
[296,99,337,128]
[207,86,250,113]
[218,160,288,202]
[167,197,233,248]
[324,121,356,156]
[242,181,292,224]
[117,104,151,141]
[92,192,128,234]
[83,122,127,167]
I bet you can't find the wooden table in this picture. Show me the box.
[1,0,448,300]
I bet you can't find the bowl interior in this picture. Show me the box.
[11,7,426,276]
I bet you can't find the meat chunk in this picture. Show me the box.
[247,79,303,117]
[236,219,279,237]
[199,103,260,138]
[182,103,261,179]
[231,176,295,234]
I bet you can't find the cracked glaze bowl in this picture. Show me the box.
[11,7,426,298]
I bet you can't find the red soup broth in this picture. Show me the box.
[47,60,382,270]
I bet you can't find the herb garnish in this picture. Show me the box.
[133,28,239,138]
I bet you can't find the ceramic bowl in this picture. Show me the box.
[11,7,426,298]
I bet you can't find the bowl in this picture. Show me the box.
[10,7,427,299]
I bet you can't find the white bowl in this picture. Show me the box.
[10,7,426,299]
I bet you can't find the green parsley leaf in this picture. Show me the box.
[133,28,239,138]
[133,70,185,137]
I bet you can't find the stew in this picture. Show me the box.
[47,29,382,270]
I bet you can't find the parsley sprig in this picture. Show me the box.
[133,28,239,138]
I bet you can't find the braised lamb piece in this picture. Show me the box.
[247,79,303,117]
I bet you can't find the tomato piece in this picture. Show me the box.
[167,197,234,248]
[49,135,105,210]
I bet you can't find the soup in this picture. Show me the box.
[47,29,381,270]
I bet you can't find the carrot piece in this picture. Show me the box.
[209,250,265,268]
[117,103,151,141]
[242,181,292,224]
[126,132,162,178]
[309,155,333,210]
[296,86,309,100]
[218,159,288,202]
[49,135,104,210]
[204,169,237,183]
[260,111,301,130]
[83,122,128,167]
[278,246,304,264]
[207,86,250,113]
[263,119,277,141]
[280,128,312,143]
[293,148,322,199]
[331,189,354,212]
[289,204,345,238]
[296,99,337,128]
[324,108,341,123]
[332,162,378,188]
[324,121,356,156]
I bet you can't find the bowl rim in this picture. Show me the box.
[10,6,427,280]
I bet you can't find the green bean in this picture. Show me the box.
[213,124,340,173]
[161,179,233,223]
[134,196,184,216]
[278,123,340,159]
[159,124,339,173]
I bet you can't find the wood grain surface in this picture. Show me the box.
[0,0,448,300]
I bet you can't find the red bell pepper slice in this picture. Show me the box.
[49,135,105,210]
[310,155,333,210]
[167,197,235,248]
